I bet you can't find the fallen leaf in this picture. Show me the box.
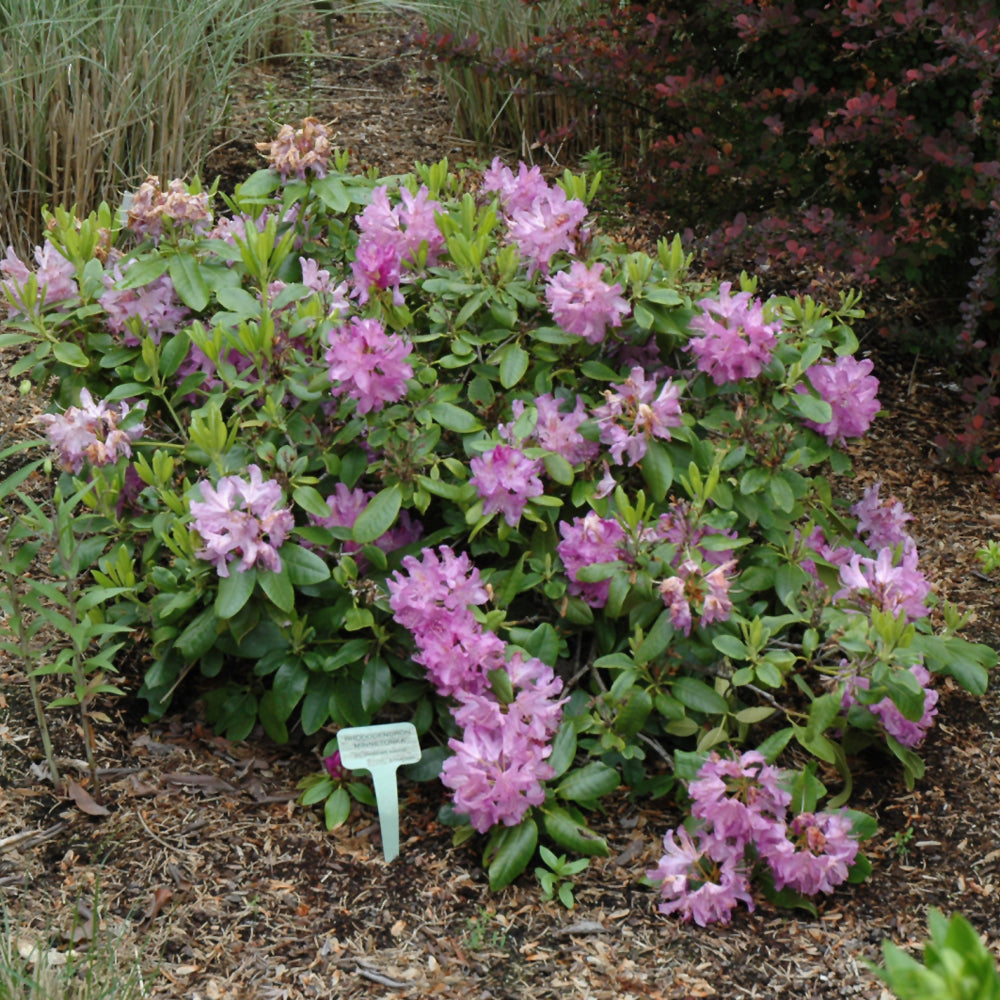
[67,781,110,817]
[141,887,173,923]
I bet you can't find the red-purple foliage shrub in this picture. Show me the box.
[416,0,1000,352]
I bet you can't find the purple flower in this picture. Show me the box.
[851,481,914,552]
[841,662,939,748]
[387,545,490,632]
[764,811,859,896]
[189,464,294,577]
[126,176,212,241]
[799,355,880,443]
[481,157,550,214]
[593,367,684,465]
[687,750,791,850]
[100,262,188,345]
[440,720,555,833]
[412,617,504,698]
[557,512,627,608]
[506,186,589,277]
[325,316,413,415]
[651,501,737,566]
[545,261,630,345]
[323,751,347,781]
[532,393,600,465]
[36,388,145,473]
[686,282,779,385]
[647,826,755,926]
[258,117,331,181]
[469,444,545,526]
[836,546,931,620]
[2,240,78,309]
[350,238,403,305]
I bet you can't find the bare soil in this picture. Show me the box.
[2,9,1000,999]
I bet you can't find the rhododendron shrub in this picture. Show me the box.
[3,136,994,896]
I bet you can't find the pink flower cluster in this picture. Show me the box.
[126,176,212,241]
[799,355,880,443]
[850,481,914,552]
[325,316,414,415]
[686,282,779,385]
[504,394,599,467]
[557,512,627,607]
[648,751,860,926]
[352,184,445,304]
[482,158,588,276]
[469,444,544,526]
[99,261,188,345]
[1,241,78,309]
[37,388,145,473]
[189,465,294,578]
[545,261,630,345]
[836,546,931,621]
[592,366,683,465]
[257,117,332,181]
[659,558,736,635]
[840,661,939,747]
[387,546,566,832]
[307,483,422,571]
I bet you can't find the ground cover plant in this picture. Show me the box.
[1,113,996,931]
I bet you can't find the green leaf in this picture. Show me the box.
[556,761,620,802]
[280,543,331,585]
[293,485,335,518]
[712,633,750,659]
[361,657,392,713]
[640,438,673,501]
[215,568,256,619]
[542,804,609,857]
[498,342,530,388]
[324,787,352,829]
[547,720,578,778]
[635,609,674,664]
[425,401,483,433]
[580,360,621,381]
[259,567,295,612]
[792,392,833,425]
[352,484,401,544]
[487,817,538,890]
[52,341,89,367]
[271,659,309,720]
[671,676,729,715]
[168,254,210,311]
[175,606,220,660]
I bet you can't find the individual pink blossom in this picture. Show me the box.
[850,481,914,552]
[659,559,737,635]
[396,185,446,264]
[100,263,188,344]
[1,240,78,308]
[440,720,555,833]
[189,465,294,577]
[325,316,413,414]
[299,256,351,314]
[799,355,881,443]
[258,117,332,180]
[545,261,630,345]
[481,157,550,214]
[386,545,490,632]
[799,526,856,581]
[647,826,755,927]
[687,750,791,850]
[764,810,859,896]
[506,186,589,277]
[686,282,779,385]
[126,176,212,240]
[36,388,145,473]
[593,366,683,465]
[531,393,600,465]
[557,512,627,607]
[836,546,931,620]
[469,444,545,526]
[840,662,939,747]
[324,751,347,781]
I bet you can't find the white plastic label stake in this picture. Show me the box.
[336,722,422,863]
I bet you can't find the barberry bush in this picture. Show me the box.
[414,0,1000,349]
[1,121,995,915]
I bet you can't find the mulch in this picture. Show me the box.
[3,8,1000,999]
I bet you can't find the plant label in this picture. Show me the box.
[337,722,421,862]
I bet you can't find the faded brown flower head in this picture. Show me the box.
[257,117,332,181]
